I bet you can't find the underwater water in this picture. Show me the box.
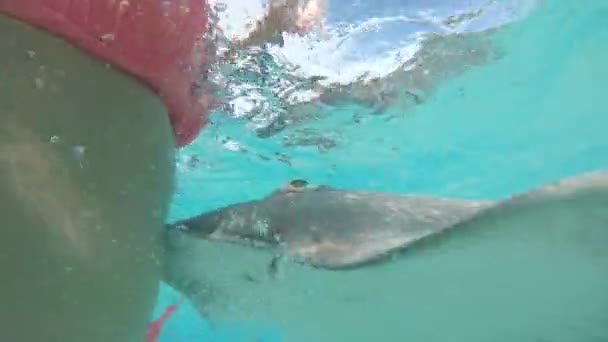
[156,0,608,341]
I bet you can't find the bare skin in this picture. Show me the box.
[0,15,175,342]
[231,0,326,48]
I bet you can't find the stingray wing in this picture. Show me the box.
[261,171,608,269]
[274,192,494,269]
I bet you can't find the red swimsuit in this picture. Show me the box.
[0,0,212,147]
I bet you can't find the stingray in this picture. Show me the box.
[161,171,608,341]
[165,171,608,270]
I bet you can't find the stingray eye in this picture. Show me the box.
[289,179,308,189]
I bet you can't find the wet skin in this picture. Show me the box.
[0,15,174,342]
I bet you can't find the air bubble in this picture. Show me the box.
[34,78,44,89]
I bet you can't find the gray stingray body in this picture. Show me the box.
[161,171,608,341]
[165,170,608,270]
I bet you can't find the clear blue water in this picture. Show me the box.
[156,1,608,340]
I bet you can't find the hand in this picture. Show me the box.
[295,0,324,34]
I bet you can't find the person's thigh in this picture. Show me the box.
[0,15,175,341]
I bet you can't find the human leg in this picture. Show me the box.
[0,15,175,341]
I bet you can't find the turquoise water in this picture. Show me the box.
[157,1,608,340]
